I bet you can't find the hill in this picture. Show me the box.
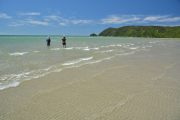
[99,26,180,38]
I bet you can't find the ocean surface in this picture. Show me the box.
[0,35,179,90]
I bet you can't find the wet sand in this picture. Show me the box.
[0,40,180,120]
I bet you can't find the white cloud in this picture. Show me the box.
[25,19,49,26]
[143,16,168,22]
[143,16,180,23]
[0,13,12,19]
[7,13,180,28]
[45,15,62,21]
[101,15,140,24]
[101,15,180,25]
[19,12,41,16]
[143,16,164,21]
[9,22,24,27]
[158,17,180,22]
[71,19,92,24]
[9,19,49,27]
[45,15,67,26]
[59,22,67,26]
[45,15,92,26]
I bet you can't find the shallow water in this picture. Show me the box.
[0,35,179,90]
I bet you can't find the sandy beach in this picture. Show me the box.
[0,39,180,120]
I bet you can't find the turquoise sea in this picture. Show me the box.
[0,35,179,90]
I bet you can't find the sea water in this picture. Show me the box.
[0,35,173,90]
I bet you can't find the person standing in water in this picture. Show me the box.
[61,36,66,48]
[46,36,51,47]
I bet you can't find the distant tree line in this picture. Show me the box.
[90,33,98,37]
[99,26,180,38]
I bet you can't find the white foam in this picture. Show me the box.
[125,45,130,47]
[80,57,93,61]
[100,50,114,53]
[0,54,115,91]
[0,72,30,82]
[0,81,20,90]
[129,47,139,50]
[0,76,8,81]
[9,52,28,56]
[62,61,79,66]
[64,47,99,51]
[76,47,88,50]
[149,41,158,44]
[50,48,61,51]
[141,45,152,49]
[64,56,115,69]
[116,51,135,56]
[0,53,116,91]
[62,57,93,66]
[92,47,99,50]
[33,51,40,53]
[65,46,88,51]
[81,47,90,51]
[117,44,122,47]
[84,47,100,51]
[65,47,73,50]
[83,48,90,51]
[100,44,123,48]
[129,43,135,46]
[0,66,57,91]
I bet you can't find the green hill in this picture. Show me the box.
[99,26,180,38]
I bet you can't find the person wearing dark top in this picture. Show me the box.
[61,36,66,48]
[46,36,51,47]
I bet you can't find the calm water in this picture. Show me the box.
[0,35,179,90]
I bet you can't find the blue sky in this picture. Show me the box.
[0,0,180,35]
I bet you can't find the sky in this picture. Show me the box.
[0,0,180,35]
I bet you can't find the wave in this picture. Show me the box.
[62,57,93,66]
[9,52,28,56]
[63,56,115,71]
[50,48,61,51]
[67,47,99,51]
[0,72,30,90]
[90,47,99,50]
[149,41,160,44]
[100,43,135,48]
[142,45,152,49]
[1,42,142,91]
[116,51,135,56]
[129,47,139,50]
[51,47,99,51]
[33,50,40,53]
[83,48,90,51]
[0,66,56,90]
[65,47,73,50]
[0,81,20,90]
[84,47,99,51]
[0,56,93,90]
[99,49,114,53]
[100,44,121,48]
[75,47,99,51]
[0,50,136,91]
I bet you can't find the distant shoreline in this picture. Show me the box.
[99,26,180,38]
